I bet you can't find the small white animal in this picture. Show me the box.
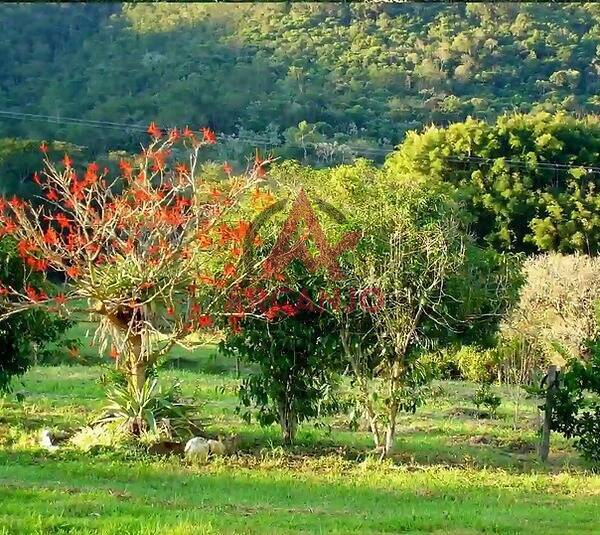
[39,429,58,452]
[184,436,209,463]
[207,439,226,456]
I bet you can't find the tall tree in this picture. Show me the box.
[386,112,600,254]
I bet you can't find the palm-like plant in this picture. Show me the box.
[96,378,204,439]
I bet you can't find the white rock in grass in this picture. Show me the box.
[207,439,226,456]
[39,429,58,452]
[184,437,209,463]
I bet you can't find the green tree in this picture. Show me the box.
[268,160,522,457]
[0,138,83,201]
[386,112,600,254]
[2,4,600,160]
[352,191,520,457]
[547,337,600,462]
[221,274,344,444]
[0,238,71,393]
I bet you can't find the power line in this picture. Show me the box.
[442,155,600,174]
[1,109,600,172]
[0,109,394,156]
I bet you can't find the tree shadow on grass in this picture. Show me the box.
[0,408,585,476]
[196,423,587,475]
[8,366,588,475]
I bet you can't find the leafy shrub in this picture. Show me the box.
[96,378,204,440]
[548,342,600,462]
[421,349,461,380]
[454,345,499,383]
[472,384,502,417]
[0,237,72,393]
[221,285,345,444]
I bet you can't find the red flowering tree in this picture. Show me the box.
[0,124,267,395]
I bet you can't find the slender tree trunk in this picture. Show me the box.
[130,360,147,393]
[382,401,398,459]
[278,400,298,445]
[340,328,382,449]
[364,395,382,449]
[381,363,400,460]
[351,361,381,449]
[539,365,558,462]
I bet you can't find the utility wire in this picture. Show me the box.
[1,109,600,172]
[443,155,600,174]
[0,109,393,155]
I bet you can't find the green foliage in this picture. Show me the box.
[0,238,71,393]
[3,4,600,159]
[221,280,345,444]
[472,383,502,417]
[386,112,600,254]
[435,246,525,347]
[96,377,203,440]
[276,158,522,455]
[0,138,84,200]
[549,341,600,462]
[454,346,500,384]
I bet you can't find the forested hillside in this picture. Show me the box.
[2,2,600,157]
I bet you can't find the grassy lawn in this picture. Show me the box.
[1,349,599,534]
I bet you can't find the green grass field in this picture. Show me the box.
[1,347,599,534]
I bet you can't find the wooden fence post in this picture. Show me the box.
[539,365,558,462]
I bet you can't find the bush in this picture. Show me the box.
[494,334,543,386]
[221,284,345,445]
[548,341,600,462]
[472,384,502,417]
[95,377,204,440]
[454,345,500,383]
[502,253,600,370]
[0,237,71,393]
[422,349,461,380]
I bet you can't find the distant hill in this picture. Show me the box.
[2,3,600,157]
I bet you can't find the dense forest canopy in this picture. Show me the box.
[2,3,600,156]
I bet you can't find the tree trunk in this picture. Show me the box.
[381,400,398,459]
[105,309,150,395]
[354,372,382,450]
[278,401,298,445]
[539,365,558,462]
[126,333,147,394]
[130,360,147,394]
[382,421,396,459]
[340,328,382,450]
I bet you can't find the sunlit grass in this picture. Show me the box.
[1,345,598,534]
